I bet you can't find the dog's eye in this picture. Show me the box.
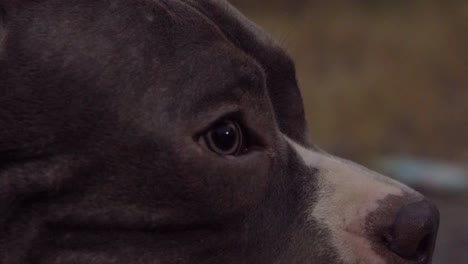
[204,120,244,156]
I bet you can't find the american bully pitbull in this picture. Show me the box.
[0,0,439,263]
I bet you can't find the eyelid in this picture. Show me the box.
[193,110,244,141]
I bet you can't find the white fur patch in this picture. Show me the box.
[284,136,417,263]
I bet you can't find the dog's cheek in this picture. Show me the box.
[0,157,79,262]
[176,147,272,216]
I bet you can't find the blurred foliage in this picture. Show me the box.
[231,0,468,164]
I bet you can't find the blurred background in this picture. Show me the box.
[230,0,467,263]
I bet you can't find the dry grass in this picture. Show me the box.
[232,0,468,164]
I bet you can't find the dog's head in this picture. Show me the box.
[0,0,439,263]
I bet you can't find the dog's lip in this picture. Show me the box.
[45,207,222,233]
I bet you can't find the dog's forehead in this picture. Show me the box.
[11,0,236,75]
[12,0,291,83]
[4,0,308,142]
[13,1,283,103]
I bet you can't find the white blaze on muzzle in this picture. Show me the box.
[284,136,419,264]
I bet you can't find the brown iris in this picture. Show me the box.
[204,120,244,156]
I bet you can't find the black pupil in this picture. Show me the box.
[211,122,238,152]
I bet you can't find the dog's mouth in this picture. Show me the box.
[41,210,226,260]
[43,206,227,247]
[36,208,242,263]
[46,207,227,235]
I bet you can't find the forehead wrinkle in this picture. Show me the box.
[157,0,230,41]
[183,0,297,79]
[185,64,267,117]
[141,1,277,118]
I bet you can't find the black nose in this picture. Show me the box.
[385,200,440,262]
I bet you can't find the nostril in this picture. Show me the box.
[416,234,431,260]
[385,200,439,262]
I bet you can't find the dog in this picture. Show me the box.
[0,0,439,263]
